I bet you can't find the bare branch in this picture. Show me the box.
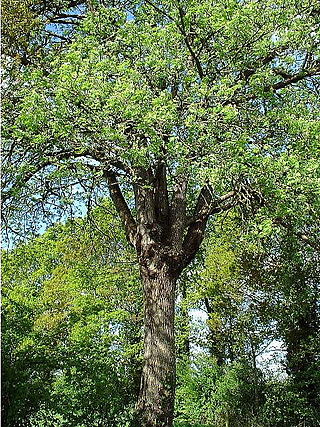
[176,2,204,79]
[143,0,204,78]
[239,45,289,82]
[270,67,320,91]
[45,31,72,42]
[2,150,80,203]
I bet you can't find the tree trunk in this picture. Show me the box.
[104,170,235,425]
[137,261,177,427]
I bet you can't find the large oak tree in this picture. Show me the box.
[2,0,320,425]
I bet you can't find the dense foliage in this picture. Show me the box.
[2,203,142,426]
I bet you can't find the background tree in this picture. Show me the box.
[240,228,320,425]
[2,1,320,425]
[175,214,320,427]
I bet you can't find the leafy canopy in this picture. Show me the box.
[3,0,320,238]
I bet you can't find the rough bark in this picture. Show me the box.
[137,259,177,427]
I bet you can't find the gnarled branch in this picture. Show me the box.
[103,168,137,247]
[181,187,236,268]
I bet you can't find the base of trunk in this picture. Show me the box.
[137,263,177,427]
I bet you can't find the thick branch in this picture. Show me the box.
[209,190,236,215]
[2,143,130,203]
[103,169,137,247]
[154,162,170,226]
[270,67,320,91]
[45,31,71,41]
[181,188,236,268]
[169,178,187,252]
[134,168,156,225]
[225,63,320,106]
[204,297,213,315]
[49,13,85,20]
